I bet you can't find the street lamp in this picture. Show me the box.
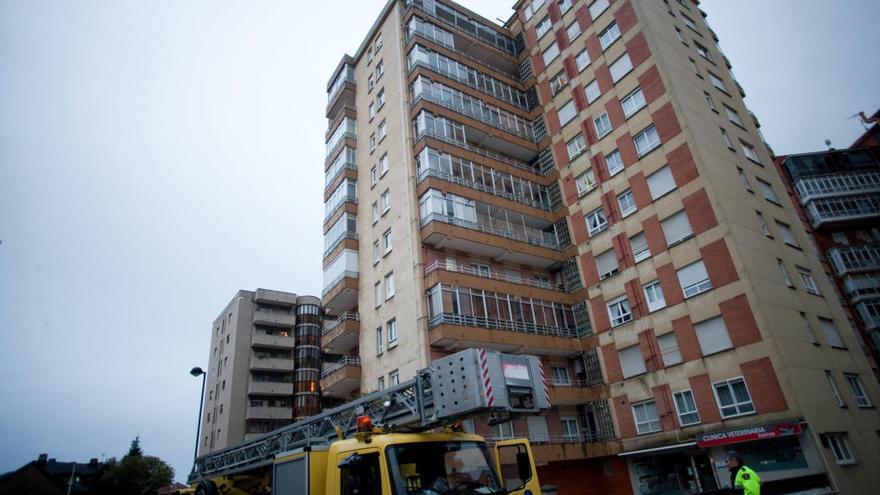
[190,366,207,467]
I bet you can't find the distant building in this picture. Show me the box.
[0,454,103,495]
[199,289,322,454]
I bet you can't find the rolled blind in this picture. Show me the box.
[619,344,646,378]
[662,211,693,245]
[677,260,709,288]
[647,165,675,199]
[694,316,732,355]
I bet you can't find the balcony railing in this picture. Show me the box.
[323,231,357,257]
[322,270,358,297]
[794,171,880,203]
[420,212,559,250]
[405,0,518,56]
[428,313,578,338]
[805,194,880,227]
[856,300,880,330]
[414,126,540,176]
[327,65,355,104]
[424,259,564,291]
[828,244,880,276]
[326,118,356,158]
[417,168,551,211]
[325,147,357,189]
[843,275,880,301]
[548,377,592,388]
[324,192,357,221]
[323,312,359,336]
[321,356,361,378]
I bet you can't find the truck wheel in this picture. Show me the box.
[195,480,218,495]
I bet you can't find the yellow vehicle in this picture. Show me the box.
[188,349,549,495]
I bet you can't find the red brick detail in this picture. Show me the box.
[614,0,638,35]
[700,238,739,289]
[642,215,666,258]
[638,328,660,372]
[563,57,577,81]
[657,262,685,306]
[572,83,586,112]
[741,357,788,414]
[606,97,625,128]
[581,119,598,146]
[592,155,609,183]
[651,102,682,144]
[602,191,619,225]
[562,174,578,205]
[537,80,552,106]
[531,53,545,74]
[585,34,602,64]
[652,384,676,430]
[625,31,651,68]
[616,232,635,268]
[571,211,588,245]
[672,315,701,362]
[575,5,591,30]
[546,109,562,135]
[629,172,652,209]
[555,29,569,50]
[683,189,717,235]
[638,65,666,104]
[580,252,600,287]
[667,143,698,187]
[548,2,561,23]
[616,133,638,168]
[689,373,722,423]
[720,294,762,347]
[591,296,611,333]
[525,26,537,48]
[602,344,623,384]
[553,141,570,169]
[612,394,637,438]
[595,63,613,93]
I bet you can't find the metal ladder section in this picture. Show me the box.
[190,370,435,483]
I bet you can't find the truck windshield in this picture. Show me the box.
[385,441,504,495]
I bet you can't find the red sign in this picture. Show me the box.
[697,420,802,448]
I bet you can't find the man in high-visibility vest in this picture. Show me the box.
[724,450,760,495]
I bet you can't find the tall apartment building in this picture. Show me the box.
[199,289,322,455]
[320,0,880,493]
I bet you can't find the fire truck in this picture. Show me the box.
[187,349,550,495]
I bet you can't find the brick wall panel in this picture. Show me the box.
[555,29,569,50]
[741,357,788,413]
[554,140,570,169]
[625,278,645,321]
[562,174,578,205]
[525,26,537,48]
[602,190,620,225]
[581,120,598,146]
[547,109,562,136]
[683,189,718,235]
[606,97,626,129]
[575,5,591,30]
[538,80,552,106]
[638,328,662,373]
[657,262,685,306]
[548,1,561,23]
[563,56,577,81]
[616,132,638,167]
[595,63,613,93]
[593,155,609,183]
[652,102,682,144]
[580,252,600,287]
[720,294,762,347]
[638,65,666,104]
[532,53,545,74]
[612,395,637,439]
[642,215,666,258]
[614,0,638,34]
[667,143,699,186]
[652,384,676,430]
[571,211,589,245]
[673,315,701,362]
[625,31,651,68]
[602,344,623,383]
[688,373,722,423]
[699,238,740,289]
[572,83,586,111]
[629,172,652,209]
[616,232,635,267]
[591,296,611,333]
[586,34,602,63]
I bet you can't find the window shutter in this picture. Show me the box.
[558,100,577,125]
[694,316,732,355]
[661,211,693,245]
[619,345,646,378]
[820,318,844,348]
[647,165,675,199]
[596,249,619,278]
[657,333,682,366]
[676,261,709,289]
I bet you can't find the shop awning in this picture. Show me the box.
[618,441,697,457]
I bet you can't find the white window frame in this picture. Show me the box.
[560,416,580,442]
[374,280,382,307]
[741,140,760,163]
[724,104,743,127]
[825,433,855,465]
[647,165,675,200]
[713,377,755,418]
[376,326,384,355]
[607,295,633,327]
[588,0,610,21]
[643,280,666,313]
[575,169,596,196]
[673,389,700,426]
[587,207,608,236]
[619,344,647,379]
[661,210,693,246]
[632,400,661,434]
[798,268,821,295]
[381,189,391,214]
[630,232,651,262]
[594,112,612,139]
[621,87,646,118]
[536,16,552,39]
[566,21,582,42]
[618,189,637,217]
[567,134,588,160]
[658,332,682,367]
[558,100,578,126]
[776,221,799,247]
[390,369,400,386]
[551,366,571,385]
[845,374,871,407]
[598,21,621,50]
[596,248,619,280]
[634,125,661,157]
[385,272,395,299]
[609,53,633,83]
[380,153,389,176]
[542,42,560,65]
[575,49,591,72]
[383,229,392,254]
[677,260,712,299]
[387,318,398,347]
[709,71,727,92]
[825,371,844,407]
[605,149,624,176]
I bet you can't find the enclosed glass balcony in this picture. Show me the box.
[843,274,880,302]
[828,244,880,276]
[424,259,566,291]
[325,147,357,190]
[326,117,356,158]
[324,178,357,221]
[794,171,880,204]
[327,64,355,104]
[405,0,519,57]
[324,213,357,257]
[804,194,880,227]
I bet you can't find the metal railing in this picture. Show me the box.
[323,231,357,258]
[411,87,536,142]
[327,65,355,104]
[416,168,551,211]
[405,0,518,55]
[408,53,530,111]
[324,193,357,221]
[321,357,361,378]
[794,171,880,203]
[420,212,560,250]
[548,377,592,388]
[423,259,564,291]
[406,20,518,82]
[322,270,359,297]
[414,127,541,176]
[322,312,360,336]
[805,194,880,227]
[428,313,578,338]
[827,244,880,276]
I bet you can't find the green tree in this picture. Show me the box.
[97,437,174,495]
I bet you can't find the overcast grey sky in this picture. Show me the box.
[1,0,877,481]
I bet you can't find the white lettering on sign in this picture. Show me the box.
[503,363,530,380]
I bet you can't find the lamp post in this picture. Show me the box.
[190,366,207,467]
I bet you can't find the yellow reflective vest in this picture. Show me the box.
[734,465,761,495]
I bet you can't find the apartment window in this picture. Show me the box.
[708,71,727,92]
[844,374,871,407]
[551,366,571,385]
[632,400,661,434]
[575,169,596,196]
[372,240,380,264]
[596,249,619,280]
[737,167,752,190]
[367,74,374,92]
[492,421,514,440]
[371,201,379,223]
[558,0,573,14]
[370,165,378,186]
[661,210,693,246]
[609,53,633,83]
[832,232,849,244]
[702,91,717,112]
[619,344,646,378]
[677,260,712,298]
[714,377,755,418]
[390,369,400,386]
[618,190,637,217]
[382,229,392,254]
[741,140,760,163]
[567,134,588,160]
[695,316,733,356]
[560,417,580,441]
[558,100,577,126]
[376,327,384,355]
[681,14,698,32]
[542,42,560,65]
[630,232,651,262]
[374,281,382,307]
[378,120,387,141]
[825,371,845,407]
[575,49,591,72]
[385,272,395,299]
[370,133,376,151]
[550,71,568,95]
[378,376,385,390]
[380,153,389,175]
[377,88,385,109]
[776,221,798,247]
[369,102,375,120]
[536,16,552,39]
[598,22,621,50]
[658,332,682,366]
[566,21,582,42]
[375,60,384,79]
[643,280,666,312]
[825,433,855,465]
[724,105,744,127]
[777,259,794,287]
[800,312,819,344]
[756,179,779,204]
[689,58,701,77]
[374,33,383,52]
[798,268,820,295]
[621,88,646,118]
[695,42,712,61]
[523,0,545,20]
[756,211,771,236]
[471,263,490,277]
[819,318,845,348]
[647,165,675,199]
[387,318,398,347]
[381,189,391,213]
[675,27,686,43]
[634,125,661,156]
[589,0,610,20]
[594,112,612,138]
[587,208,608,236]
[673,390,701,426]
[607,295,633,326]
[585,79,601,103]
[602,149,622,176]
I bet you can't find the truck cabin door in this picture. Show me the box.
[493,439,541,495]
[338,451,382,495]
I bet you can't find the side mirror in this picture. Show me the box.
[515,452,531,481]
